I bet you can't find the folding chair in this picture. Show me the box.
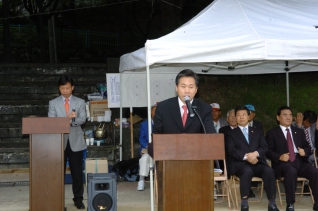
[231,175,264,210]
[214,159,234,209]
[276,177,314,209]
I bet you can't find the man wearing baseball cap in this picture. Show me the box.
[211,103,228,133]
[245,104,264,135]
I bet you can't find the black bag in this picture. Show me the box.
[112,157,140,181]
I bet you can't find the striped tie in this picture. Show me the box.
[304,128,314,152]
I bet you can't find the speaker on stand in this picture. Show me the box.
[87,173,117,211]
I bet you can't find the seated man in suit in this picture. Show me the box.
[137,102,158,191]
[219,109,237,134]
[266,106,318,211]
[226,105,278,211]
[245,104,264,135]
[211,103,228,133]
[292,110,317,164]
[219,109,237,178]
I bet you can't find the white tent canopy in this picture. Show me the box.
[120,0,318,74]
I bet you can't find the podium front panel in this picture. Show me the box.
[29,134,64,211]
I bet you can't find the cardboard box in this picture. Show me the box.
[85,158,108,185]
[89,100,109,118]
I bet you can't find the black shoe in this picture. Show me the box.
[249,189,255,198]
[268,204,280,211]
[313,203,318,211]
[241,205,249,211]
[74,201,85,209]
[286,204,294,211]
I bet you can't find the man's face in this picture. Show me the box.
[59,82,74,99]
[303,119,312,129]
[175,76,198,103]
[212,109,221,121]
[249,111,255,121]
[151,106,157,119]
[276,109,293,127]
[236,110,249,127]
[227,110,237,127]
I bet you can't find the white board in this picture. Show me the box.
[107,72,177,108]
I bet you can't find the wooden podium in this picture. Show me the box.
[149,133,224,211]
[22,117,70,211]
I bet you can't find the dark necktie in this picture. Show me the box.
[182,105,187,127]
[286,128,295,162]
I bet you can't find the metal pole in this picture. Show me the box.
[147,65,155,211]
[286,71,289,106]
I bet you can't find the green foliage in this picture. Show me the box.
[199,72,318,133]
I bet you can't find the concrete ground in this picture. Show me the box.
[0,173,315,211]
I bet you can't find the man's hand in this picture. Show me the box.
[279,153,290,162]
[294,112,303,128]
[246,151,258,164]
[298,147,306,156]
[68,111,76,123]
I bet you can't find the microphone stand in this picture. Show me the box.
[193,106,220,169]
[192,106,206,134]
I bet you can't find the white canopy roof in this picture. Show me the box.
[119,0,318,74]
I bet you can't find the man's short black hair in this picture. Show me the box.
[303,110,317,124]
[276,106,292,116]
[58,75,74,87]
[234,105,250,116]
[175,69,199,87]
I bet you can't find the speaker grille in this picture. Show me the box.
[92,193,113,211]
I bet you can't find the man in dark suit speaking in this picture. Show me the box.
[153,69,216,134]
[226,106,279,211]
[266,106,318,211]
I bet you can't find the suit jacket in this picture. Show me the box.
[139,120,151,155]
[219,125,233,135]
[225,126,268,176]
[251,119,264,134]
[153,96,216,134]
[48,95,87,152]
[292,121,316,148]
[265,125,311,178]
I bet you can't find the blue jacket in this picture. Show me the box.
[138,120,152,155]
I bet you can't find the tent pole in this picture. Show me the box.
[120,73,123,161]
[285,62,290,106]
[146,65,155,211]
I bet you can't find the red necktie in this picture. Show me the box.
[65,98,69,115]
[286,128,295,162]
[182,105,187,127]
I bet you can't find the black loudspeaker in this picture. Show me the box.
[87,173,117,211]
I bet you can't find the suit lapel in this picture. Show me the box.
[234,127,249,146]
[184,98,197,129]
[290,126,300,148]
[70,96,78,115]
[171,97,184,130]
[57,96,67,116]
[276,127,288,150]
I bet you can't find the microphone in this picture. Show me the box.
[72,107,76,123]
[184,96,195,117]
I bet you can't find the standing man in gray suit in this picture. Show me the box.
[48,75,87,209]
